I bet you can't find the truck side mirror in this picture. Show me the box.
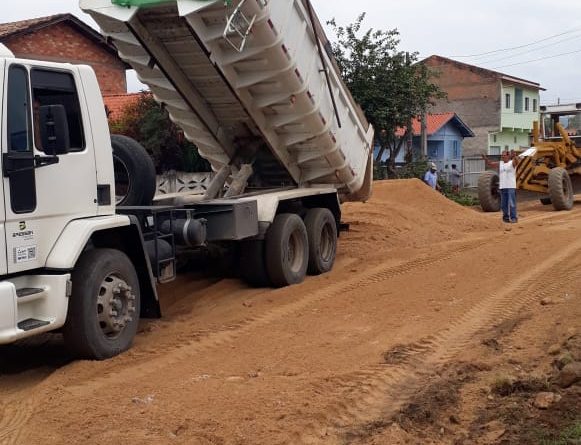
[39,104,70,155]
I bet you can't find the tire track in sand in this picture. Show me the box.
[0,398,35,445]
[0,237,488,444]
[62,238,487,397]
[291,234,581,444]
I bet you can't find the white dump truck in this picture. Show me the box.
[0,0,373,359]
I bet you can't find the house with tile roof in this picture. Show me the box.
[421,55,544,158]
[375,112,474,170]
[0,13,127,95]
[103,93,142,121]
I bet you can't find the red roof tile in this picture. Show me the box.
[103,93,141,121]
[395,112,456,137]
[0,14,65,39]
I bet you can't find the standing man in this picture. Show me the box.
[483,151,520,223]
[450,164,462,194]
[424,162,441,191]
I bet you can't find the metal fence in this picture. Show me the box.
[461,157,485,188]
[156,170,213,195]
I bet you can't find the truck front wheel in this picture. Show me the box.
[265,214,309,287]
[63,248,141,360]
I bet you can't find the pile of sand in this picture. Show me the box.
[341,179,499,258]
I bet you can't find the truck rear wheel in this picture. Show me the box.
[63,248,140,360]
[548,167,574,211]
[305,208,337,275]
[239,240,271,287]
[265,214,309,287]
[111,134,156,206]
[478,170,500,212]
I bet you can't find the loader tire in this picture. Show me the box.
[548,167,574,211]
[305,208,337,275]
[478,170,500,212]
[239,240,271,287]
[111,134,156,206]
[63,249,140,360]
[540,197,552,206]
[265,214,308,287]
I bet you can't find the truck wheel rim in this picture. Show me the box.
[288,230,305,273]
[113,155,131,205]
[320,224,334,262]
[97,274,136,339]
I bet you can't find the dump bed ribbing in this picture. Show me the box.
[81,0,374,201]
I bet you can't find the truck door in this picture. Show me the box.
[2,61,98,274]
[0,60,7,276]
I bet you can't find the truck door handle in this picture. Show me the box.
[2,154,60,177]
[34,155,59,168]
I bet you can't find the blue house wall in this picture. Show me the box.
[427,125,464,170]
[374,122,466,170]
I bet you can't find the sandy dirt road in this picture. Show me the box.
[0,179,580,444]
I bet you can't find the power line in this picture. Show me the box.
[476,32,581,65]
[491,48,581,69]
[450,26,581,58]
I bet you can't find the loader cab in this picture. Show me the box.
[540,103,581,148]
[0,59,100,275]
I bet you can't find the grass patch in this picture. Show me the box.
[490,374,550,397]
[536,421,581,445]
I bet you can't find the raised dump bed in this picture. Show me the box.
[81,0,374,201]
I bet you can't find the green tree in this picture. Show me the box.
[109,92,211,173]
[328,14,444,176]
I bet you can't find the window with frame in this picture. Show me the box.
[525,97,530,111]
[7,65,32,153]
[533,99,538,112]
[490,146,501,156]
[452,140,460,159]
[505,93,511,109]
[31,69,85,152]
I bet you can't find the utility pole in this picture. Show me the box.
[405,52,413,162]
[420,112,427,158]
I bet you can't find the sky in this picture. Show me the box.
[2,0,580,105]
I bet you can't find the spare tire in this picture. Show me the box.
[548,167,574,211]
[478,170,501,212]
[111,134,156,206]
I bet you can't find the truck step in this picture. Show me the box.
[17,318,50,332]
[16,287,45,298]
[16,287,46,303]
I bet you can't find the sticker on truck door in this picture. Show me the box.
[13,246,37,263]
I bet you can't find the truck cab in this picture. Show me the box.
[0,47,135,349]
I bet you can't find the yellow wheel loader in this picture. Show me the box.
[479,103,581,211]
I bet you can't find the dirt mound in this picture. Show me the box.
[341,179,499,259]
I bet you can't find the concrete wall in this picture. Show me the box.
[4,22,126,95]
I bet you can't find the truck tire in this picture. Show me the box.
[548,167,574,211]
[478,171,501,212]
[63,248,140,360]
[305,208,337,275]
[265,214,309,287]
[111,134,156,206]
[239,240,271,287]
